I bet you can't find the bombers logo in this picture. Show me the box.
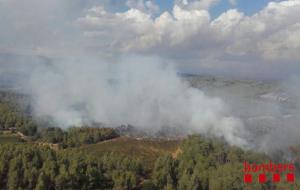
[243,161,295,184]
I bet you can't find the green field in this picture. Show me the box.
[0,134,22,143]
[82,137,181,169]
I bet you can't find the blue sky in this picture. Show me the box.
[156,0,278,18]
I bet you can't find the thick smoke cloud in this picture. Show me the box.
[1,0,300,151]
[26,55,247,147]
[189,75,300,154]
[259,77,300,154]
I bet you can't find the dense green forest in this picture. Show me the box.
[38,127,119,148]
[0,91,37,136]
[0,91,299,189]
[0,144,142,190]
[1,135,298,190]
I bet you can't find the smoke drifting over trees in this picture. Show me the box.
[23,56,247,147]
[1,0,300,152]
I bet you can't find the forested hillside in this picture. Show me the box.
[0,91,37,136]
[1,135,298,190]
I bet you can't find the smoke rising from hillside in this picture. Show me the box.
[25,55,248,147]
[2,0,300,153]
[188,75,300,154]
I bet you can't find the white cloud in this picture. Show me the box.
[226,0,300,59]
[126,0,160,14]
[175,0,220,10]
[211,9,244,36]
[229,0,237,6]
[75,0,300,77]
[258,23,300,60]
[77,4,211,54]
[1,0,300,78]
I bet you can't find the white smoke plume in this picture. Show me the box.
[26,55,248,147]
[3,0,300,151]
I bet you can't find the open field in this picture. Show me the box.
[82,137,181,169]
[0,134,22,143]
